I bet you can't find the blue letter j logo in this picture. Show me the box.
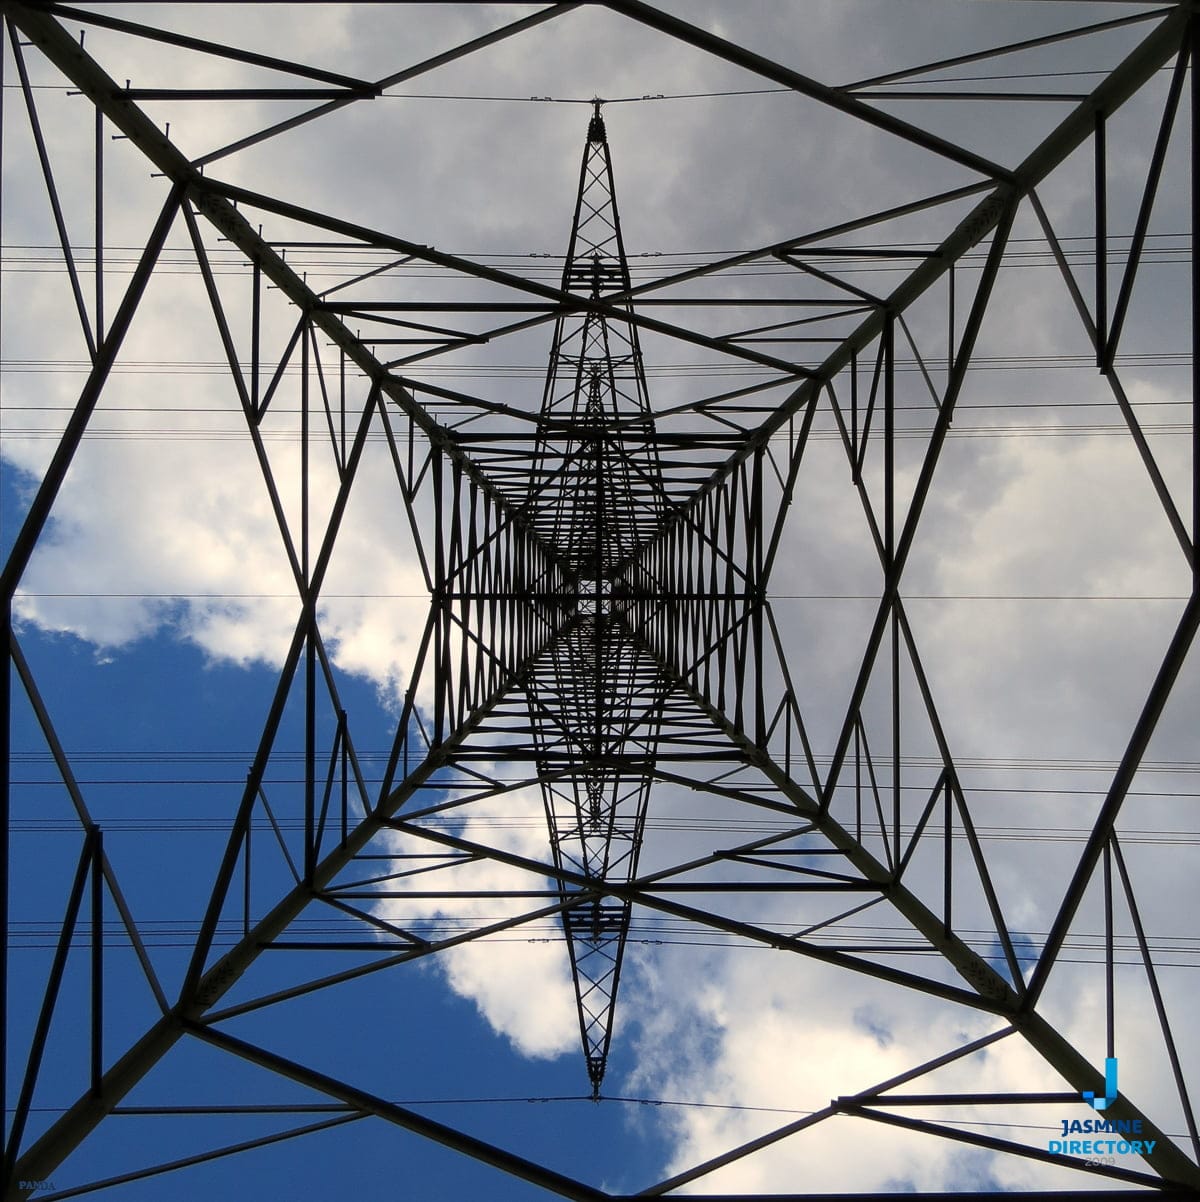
[1083,1058,1119,1111]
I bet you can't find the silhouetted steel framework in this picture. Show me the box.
[523,104,664,1094]
[1,2,1200,1199]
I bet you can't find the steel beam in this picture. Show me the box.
[8,670,532,1192]
[626,3,1191,544]
[3,3,573,587]
[629,629,1200,1188]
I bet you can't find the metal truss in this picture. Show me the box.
[1,2,1199,1198]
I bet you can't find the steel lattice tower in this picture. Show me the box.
[2,3,1200,1199]
[523,103,664,1094]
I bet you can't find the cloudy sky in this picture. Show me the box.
[2,2,1198,1198]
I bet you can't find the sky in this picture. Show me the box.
[2,2,1199,1199]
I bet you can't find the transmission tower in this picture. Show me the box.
[2,3,1199,1199]
[522,101,665,1095]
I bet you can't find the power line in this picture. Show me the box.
[10,750,1200,770]
[8,593,1191,601]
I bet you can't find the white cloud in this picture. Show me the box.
[623,945,1059,1193]
[374,785,579,1060]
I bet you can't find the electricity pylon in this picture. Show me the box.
[2,4,1200,1199]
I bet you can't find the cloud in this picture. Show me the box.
[623,944,1059,1194]
[8,367,435,703]
[374,785,579,1061]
